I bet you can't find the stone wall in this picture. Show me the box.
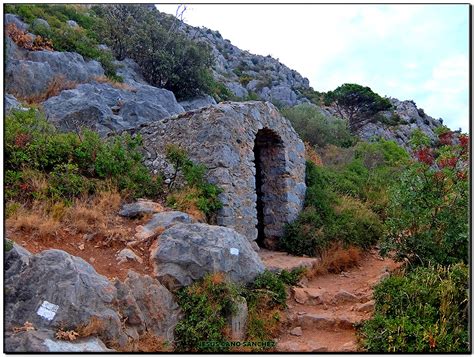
[133,101,306,246]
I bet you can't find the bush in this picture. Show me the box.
[165,144,222,222]
[95,4,214,100]
[174,273,240,352]
[281,160,384,257]
[358,263,469,352]
[5,109,162,203]
[381,131,469,267]
[282,104,355,148]
[333,196,383,249]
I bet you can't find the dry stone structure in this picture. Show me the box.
[134,101,306,248]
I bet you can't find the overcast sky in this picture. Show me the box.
[156,4,470,132]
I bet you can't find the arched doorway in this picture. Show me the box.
[254,128,287,249]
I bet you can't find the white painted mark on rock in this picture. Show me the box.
[230,248,239,256]
[37,300,59,321]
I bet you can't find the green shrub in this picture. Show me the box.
[381,132,469,267]
[5,109,162,203]
[239,75,253,86]
[165,144,222,222]
[95,4,214,99]
[281,104,355,148]
[281,160,384,257]
[359,263,469,352]
[174,274,240,352]
[250,270,287,307]
[48,163,90,201]
[333,196,383,249]
[245,91,260,101]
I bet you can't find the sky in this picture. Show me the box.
[156,4,470,132]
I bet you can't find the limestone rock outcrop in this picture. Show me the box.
[4,245,181,352]
[42,82,184,136]
[152,223,265,290]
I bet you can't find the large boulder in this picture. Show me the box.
[152,223,265,290]
[178,95,216,111]
[5,50,104,99]
[43,82,184,136]
[4,246,181,352]
[5,13,29,31]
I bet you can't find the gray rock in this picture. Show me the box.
[289,326,303,336]
[114,58,147,85]
[43,82,184,136]
[228,296,248,340]
[32,18,50,30]
[119,100,171,127]
[4,248,181,352]
[4,93,25,113]
[137,211,193,240]
[5,13,29,31]
[117,248,143,264]
[118,199,163,218]
[5,60,54,99]
[5,49,104,99]
[4,328,113,352]
[152,223,265,290]
[66,20,79,28]
[226,82,248,98]
[114,271,181,342]
[178,95,216,111]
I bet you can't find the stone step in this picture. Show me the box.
[292,287,372,306]
[276,340,328,352]
[293,313,357,330]
[258,249,320,272]
[277,328,358,352]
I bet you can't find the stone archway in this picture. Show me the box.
[254,128,286,249]
[137,102,306,249]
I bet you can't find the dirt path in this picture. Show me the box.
[274,249,401,352]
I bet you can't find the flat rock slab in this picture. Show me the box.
[119,199,164,218]
[136,211,194,240]
[258,249,319,272]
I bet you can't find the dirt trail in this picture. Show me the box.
[275,249,401,352]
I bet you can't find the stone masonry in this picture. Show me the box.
[133,101,306,247]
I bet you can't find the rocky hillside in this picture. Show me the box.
[155,10,313,107]
[5,5,448,150]
[152,8,448,149]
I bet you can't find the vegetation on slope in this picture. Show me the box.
[5,109,222,223]
[359,263,469,352]
[174,268,305,352]
[282,105,469,352]
[5,4,220,100]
